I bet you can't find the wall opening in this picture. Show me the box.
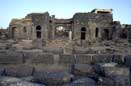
[103,29,109,40]
[12,27,16,38]
[55,26,68,38]
[81,27,86,40]
[23,27,27,33]
[95,27,99,38]
[36,26,42,38]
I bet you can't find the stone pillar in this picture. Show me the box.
[69,31,72,40]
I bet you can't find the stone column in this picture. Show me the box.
[69,31,72,40]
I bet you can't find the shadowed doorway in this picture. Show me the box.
[36,26,42,38]
[81,27,86,40]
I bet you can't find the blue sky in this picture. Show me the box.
[0,0,131,28]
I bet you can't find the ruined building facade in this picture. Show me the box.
[8,9,131,43]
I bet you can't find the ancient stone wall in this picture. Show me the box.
[0,49,130,86]
[0,50,127,66]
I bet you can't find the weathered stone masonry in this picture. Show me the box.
[8,9,131,43]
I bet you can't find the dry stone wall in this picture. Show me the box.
[0,50,130,86]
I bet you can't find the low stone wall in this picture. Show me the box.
[0,50,130,86]
[0,50,125,65]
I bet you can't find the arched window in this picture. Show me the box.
[36,26,42,38]
[36,26,41,30]
[81,27,86,40]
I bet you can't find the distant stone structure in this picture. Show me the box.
[7,9,131,44]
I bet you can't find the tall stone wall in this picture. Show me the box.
[73,12,113,42]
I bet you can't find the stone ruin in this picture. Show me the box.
[0,9,131,86]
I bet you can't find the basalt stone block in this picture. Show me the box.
[5,65,34,77]
[124,55,131,68]
[97,77,115,86]
[0,43,9,50]
[97,62,118,68]
[73,64,95,76]
[104,67,130,86]
[0,76,45,86]
[43,47,64,54]
[92,54,112,63]
[59,54,75,65]
[75,54,92,64]
[16,50,43,63]
[0,50,7,53]
[28,53,54,64]
[0,52,23,64]
[16,50,43,55]
[63,78,96,86]
[0,66,5,75]
[33,69,73,86]
[112,55,123,64]
[73,48,88,54]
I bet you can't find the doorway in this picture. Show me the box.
[36,26,42,38]
[81,27,86,40]
[103,29,109,40]
[11,27,16,38]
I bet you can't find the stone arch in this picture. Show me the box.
[36,25,42,38]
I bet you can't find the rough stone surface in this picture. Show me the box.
[33,69,73,86]
[97,62,118,68]
[73,64,96,77]
[59,54,75,65]
[5,65,34,77]
[0,52,23,64]
[43,47,64,54]
[124,55,131,68]
[0,66,5,75]
[0,76,45,86]
[73,48,89,54]
[27,53,54,64]
[63,78,96,86]
[92,54,112,63]
[97,77,115,86]
[75,54,92,64]
[104,67,130,86]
